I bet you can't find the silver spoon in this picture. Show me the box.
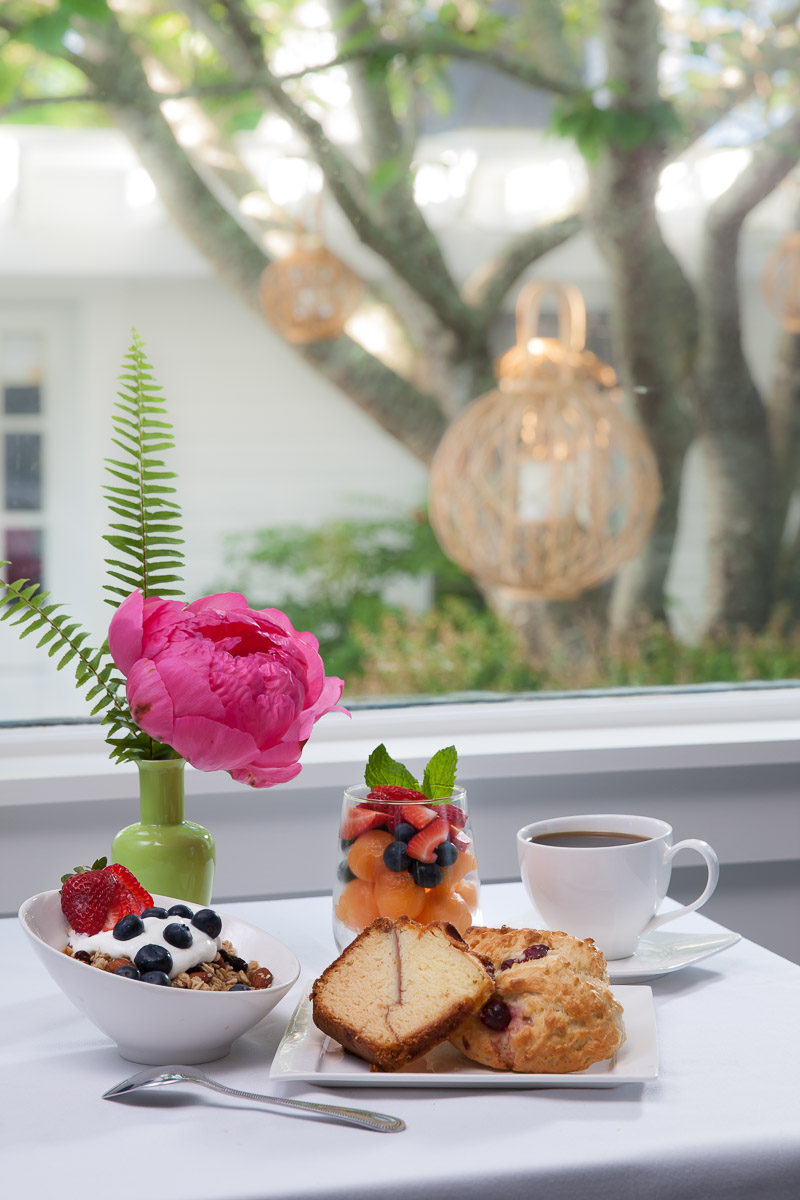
[103,1065,405,1133]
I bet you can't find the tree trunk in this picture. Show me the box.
[589,1,697,632]
[694,117,800,632]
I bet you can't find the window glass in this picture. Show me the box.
[0,5,799,725]
[4,528,43,587]
[4,433,42,510]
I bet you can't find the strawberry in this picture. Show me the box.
[100,863,153,931]
[59,858,153,934]
[340,806,389,841]
[60,867,117,935]
[450,827,471,853]
[400,803,440,829]
[406,816,450,863]
[439,803,466,829]
[361,799,398,818]
[368,785,428,803]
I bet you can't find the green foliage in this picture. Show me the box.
[0,333,184,763]
[363,741,458,799]
[216,508,482,682]
[352,598,542,696]
[364,743,421,792]
[103,332,184,607]
[217,508,800,698]
[551,92,682,161]
[421,744,458,799]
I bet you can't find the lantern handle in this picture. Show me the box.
[515,281,587,353]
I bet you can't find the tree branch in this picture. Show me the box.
[170,0,478,345]
[463,212,585,321]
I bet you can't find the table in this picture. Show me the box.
[2,882,799,1200]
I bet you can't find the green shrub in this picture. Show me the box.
[216,512,800,697]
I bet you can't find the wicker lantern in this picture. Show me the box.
[428,282,662,600]
[760,233,800,333]
[258,236,363,344]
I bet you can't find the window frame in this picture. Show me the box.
[1,683,798,808]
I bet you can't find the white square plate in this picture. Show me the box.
[270,985,658,1089]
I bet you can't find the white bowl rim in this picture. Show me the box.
[18,888,301,1001]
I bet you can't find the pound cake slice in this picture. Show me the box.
[310,917,494,1071]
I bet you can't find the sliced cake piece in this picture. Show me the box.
[310,916,494,1071]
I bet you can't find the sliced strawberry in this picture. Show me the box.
[438,803,466,829]
[361,800,399,819]
[400,803,439,829]
[100,863,153,931]
[105,863,152,908]
[368,785,428,803]
[450,827,472,853]
[60,869,116,935]
[407,816,450,863]
[340,806,390,841]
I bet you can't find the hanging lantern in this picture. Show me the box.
[258,235,363,344]
[760,233,800,333]
[428,281,662,600]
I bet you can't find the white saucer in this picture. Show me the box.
[605,930,741,982]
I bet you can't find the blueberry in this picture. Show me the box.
[435,840,459,868]
[383,841,411,873]
[140,970,171,986]
[167,903,194,919]
[220,948,248,971]
[134,943,173,976]
[163,922,193,949]
[230,983,251,991]
[480,998,512,1031]
[392,822,416,844]
[340,837,355,852]
[191,908,222,938]
[410,859,443,889]
[140,906,168,920]
[113,913,145,941]
[114,963,140,980]
[337,860,356,884]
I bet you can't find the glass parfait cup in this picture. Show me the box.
[333,784,481,952]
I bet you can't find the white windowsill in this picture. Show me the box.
[0,684,798,806]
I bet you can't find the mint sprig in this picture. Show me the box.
[364,743,458,800]
[422,745,458,798]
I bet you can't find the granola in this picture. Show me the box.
[62,939,273,992]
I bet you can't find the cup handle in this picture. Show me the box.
[642,839,720,936]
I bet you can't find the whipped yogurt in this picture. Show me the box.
[68,913,221,979]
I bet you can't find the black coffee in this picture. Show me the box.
[529,831,650,848]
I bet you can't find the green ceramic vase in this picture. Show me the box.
[111,758,216,905]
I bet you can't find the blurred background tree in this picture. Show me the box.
[3,0,800,666]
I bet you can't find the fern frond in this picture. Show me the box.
[103,330,185,607]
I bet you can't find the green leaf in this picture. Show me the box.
[364,743,420,791]
[102,330,184,609]
[368,156,406,201]
[13,11,72,54]
[421,745,458,799]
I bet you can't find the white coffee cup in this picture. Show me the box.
[516,813,719,960]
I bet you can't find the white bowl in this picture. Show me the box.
[18,890,301,1065]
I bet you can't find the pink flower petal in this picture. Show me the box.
[111,589,348,787]
[125,659,175,741]
[170,714,259,772]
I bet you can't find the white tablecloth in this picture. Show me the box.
[2,881,799,1200]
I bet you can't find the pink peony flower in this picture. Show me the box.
[108,589,347,787]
